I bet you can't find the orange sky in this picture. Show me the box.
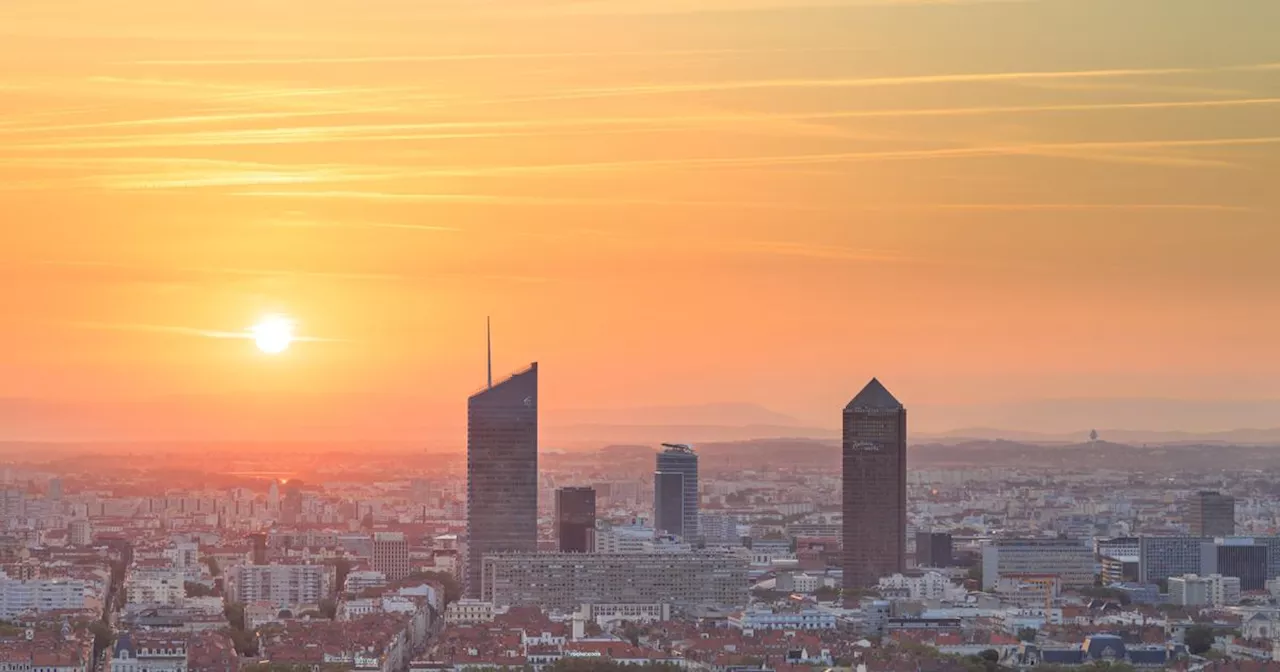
[2,0,1279,440]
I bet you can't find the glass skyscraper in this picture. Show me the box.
[655,444,698,539]
[466,362,538,598]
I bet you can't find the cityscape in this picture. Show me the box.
[3,0,1280,671]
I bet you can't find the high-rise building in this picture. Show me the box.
[48,478,63,501]
[655,444,698,539]
[466,354,538,598]
[1189,491,1235,537]
[372,531,410,581]
[1204,538,1268,591]
[554,487,596,553]
[653,472,686,537]
[915,532,954,568]
[842,378,907,589]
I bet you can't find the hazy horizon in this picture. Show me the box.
[3,0,1278,442]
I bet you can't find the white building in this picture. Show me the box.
[125,565,185,611]
[593,524,691,554]
[878,571,955,601]
[228,563,329,609]
[110,633,187,672]
[728,608,838,631]
[982,538,1094,590]
[0,571,87,619]
[1170,574,1240,606]
[344,570,387,594]
[446,598,496,624]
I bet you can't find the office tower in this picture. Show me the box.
[268,480,280,511]
[1203,538,1268,591]
[372,531,410,581]
[465,326,539,598]
[48,478,63,501]
[654,472,685,537]
[1189,491,1235,537]
[916,532,954,568]
[249,533,268,565]
[480,551,749,612]
[1139,537,1205,584]
[842,378,907,590]
[555,487,596,553]
[655,444,698,539]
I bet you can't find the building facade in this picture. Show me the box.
[555,487,597,553]
[480,551,749,613]
[916,532,954,568]
[227,564,328,609]
[981,538,1095,590]
[466,363,539,598]
[655,444,699,539]
[842,378,907,589]
[1189,491,1235,537]
[372,531,410,582]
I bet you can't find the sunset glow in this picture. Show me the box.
[2,0,1278,441]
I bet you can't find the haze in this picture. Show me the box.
[2,0,1279,441]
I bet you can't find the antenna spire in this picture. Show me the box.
[486,316,493,389]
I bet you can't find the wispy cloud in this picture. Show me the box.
[65,320,344,343]
[122,47,858,67]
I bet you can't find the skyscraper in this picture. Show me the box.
[1189,491,1235,537]
[842,378,907,590]
[655,444,698,539]
[466,354,538,598]
[555,487,597,553]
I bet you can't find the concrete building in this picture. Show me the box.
[878,571,954,600]
[1204,537,1268,591]
[372,531,410,582]
[593,523,690,554]
[655,444,699,539]
[843,378,907,589]
[125,565,185,611]
[480,551,749,613]
[555,487,596,553]
[68,519,93,547]
[1139,537,1205,584]
[1170,574,1241,606]
[446,598,496,624]
[1189,491,1235,537]
[228,563,329,609]
[981,538,1094,590]
[0,571,87,619]
[466,361,539,598]
[728,608,838,631]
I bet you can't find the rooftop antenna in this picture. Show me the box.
[486,316,493,389]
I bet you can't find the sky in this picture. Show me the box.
[2,0,1279,440]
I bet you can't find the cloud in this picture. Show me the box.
[63,321,339,343]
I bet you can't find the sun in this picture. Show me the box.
[251,315,295,354]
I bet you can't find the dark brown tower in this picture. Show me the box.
[555,487,597,553]
[842,378,906,591]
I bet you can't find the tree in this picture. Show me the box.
[88,621,114,660]
[227,626,258,657]
[1018,627,1038,642]
[405,570,462,606]
[814,586,841,602]
[204,556,221,577]
[966,564,983,586]
[1185,625,1215,655]
[318,598,338,620]
[185,581,216,598]
[333,557,352,594]
[225,602,246,631]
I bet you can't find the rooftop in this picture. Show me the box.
[845,378,903,412]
